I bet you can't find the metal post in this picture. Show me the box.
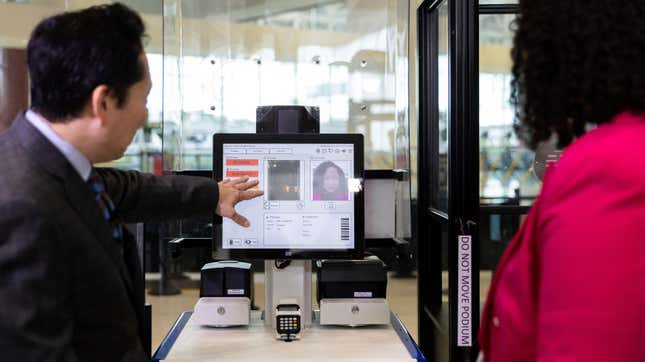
[148,237,181,295]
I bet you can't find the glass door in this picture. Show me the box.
[478,0,524,339]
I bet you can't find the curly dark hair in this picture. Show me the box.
[511,1,645,149]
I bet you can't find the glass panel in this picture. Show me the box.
[479,212,523,303]
[479,13,539,206]
[480,213,522,269]
[479,12,531,301]
[0,1,65,50]
[159,0,413,282]
[157,0,414,346]
[0,0,163,172]
[430,0,449,212]
[161,0,409,173]
[0,0,108,44]
[112,0,164,173]
[393,0,412,240]
[161,0,182,174]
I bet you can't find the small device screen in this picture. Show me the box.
[277,305,299,312]
[213,134,364,260]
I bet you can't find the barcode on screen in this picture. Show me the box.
[340,217,350,241]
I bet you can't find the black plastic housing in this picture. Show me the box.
[199,261,252,298]
[256,105,319,134]
[316,259,387,302]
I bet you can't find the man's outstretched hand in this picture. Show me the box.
[216,176,264,227]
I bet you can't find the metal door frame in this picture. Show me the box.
[417,1,522,361]
[417,0,479,360]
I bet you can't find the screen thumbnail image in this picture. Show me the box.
[267,160,302,201]
[312,160,350,201]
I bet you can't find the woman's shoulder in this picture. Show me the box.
[541,111,645,200]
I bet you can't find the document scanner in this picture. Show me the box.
[193,261,251,327]
[317,258,390,326]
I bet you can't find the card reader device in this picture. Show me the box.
[193,261,251,327]
[317,258,390,326]
[275,299,301,341]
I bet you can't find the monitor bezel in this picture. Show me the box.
[212,133,365,260]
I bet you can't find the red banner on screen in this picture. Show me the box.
[226,170,259,178]
[226,159,259,166]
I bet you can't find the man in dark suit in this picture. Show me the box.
[0,4,262,361]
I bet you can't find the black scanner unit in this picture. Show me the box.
[256,105,319,134]
[316,259,387,302]
[200,261,252,299]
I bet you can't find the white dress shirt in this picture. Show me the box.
[25,109,92,181]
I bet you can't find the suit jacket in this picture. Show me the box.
[479,111,645,361]
[0,113,220,362]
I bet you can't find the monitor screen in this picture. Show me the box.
[213,133,364,260]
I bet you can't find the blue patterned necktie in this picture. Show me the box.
[87,170,124,242]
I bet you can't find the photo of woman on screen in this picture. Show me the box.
[312,161,349,201]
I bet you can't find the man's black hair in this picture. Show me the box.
[27,3,145,122]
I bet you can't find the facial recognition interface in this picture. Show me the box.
[222,143,356,250]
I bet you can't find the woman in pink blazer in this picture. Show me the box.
[478,1,645,361]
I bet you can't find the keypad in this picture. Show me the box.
[277,316,300,334]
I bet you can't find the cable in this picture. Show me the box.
[274,259,291,269]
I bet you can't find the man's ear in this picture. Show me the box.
[90,85,111,124]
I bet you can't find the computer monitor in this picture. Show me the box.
[212,133,364,260]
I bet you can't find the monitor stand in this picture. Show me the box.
[257,105,318,330]
[264,260,312,329]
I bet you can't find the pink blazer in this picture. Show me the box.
[479,112,645,361]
